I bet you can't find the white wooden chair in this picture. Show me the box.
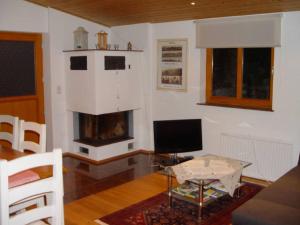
[0,149,64,225]
[0,115,19,149]
[9,120,47,215]
[18,120,46,153]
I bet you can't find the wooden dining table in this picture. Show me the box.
[0,145,53,179]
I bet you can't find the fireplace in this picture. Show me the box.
[73,111,133,147]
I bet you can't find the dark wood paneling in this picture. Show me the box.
[27,0,300,26]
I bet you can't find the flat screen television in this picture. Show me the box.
[153,119,202,154]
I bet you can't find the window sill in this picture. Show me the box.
[197,103,274,112]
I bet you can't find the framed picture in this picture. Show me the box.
[157,39,188,91]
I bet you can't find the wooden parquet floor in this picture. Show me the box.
[64,172,167,225]
[63,154,268,225]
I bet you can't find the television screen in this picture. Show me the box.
[153,119,202,154]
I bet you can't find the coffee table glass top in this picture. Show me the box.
[160,154,252,185]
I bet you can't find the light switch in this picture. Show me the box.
[56,85,62,94]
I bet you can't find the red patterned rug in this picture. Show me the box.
[95,183,262,225]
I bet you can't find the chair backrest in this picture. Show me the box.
[0,149,64,225]
[19,120,46,153]
[0,115,19,149]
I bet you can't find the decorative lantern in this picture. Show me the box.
[97,31,108,50]
[73,26,88,50]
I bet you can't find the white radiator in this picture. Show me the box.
[219,133,294,181]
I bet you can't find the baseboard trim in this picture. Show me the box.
[241,175,273,187]
[63,149,153,165]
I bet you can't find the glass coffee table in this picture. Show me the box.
[161,156,252,221]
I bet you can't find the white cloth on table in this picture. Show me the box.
[171,155,243,196]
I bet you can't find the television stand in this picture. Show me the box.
[172,153,194,163]
[170,153,179,164]
[155,154,194,166]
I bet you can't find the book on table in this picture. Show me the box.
[205,180,244,192]
[172,181,228,203]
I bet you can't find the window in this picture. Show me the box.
[206,48,274,110]
[0,40,36,97]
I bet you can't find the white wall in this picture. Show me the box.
[47,8,110,151]
[112,12,300,166]
[0,0,48,32]
[111,23,154,149]
[0,0,110,152]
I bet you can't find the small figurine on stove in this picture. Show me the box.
[127,42,132,51]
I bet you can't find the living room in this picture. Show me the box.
[0,0,300,224]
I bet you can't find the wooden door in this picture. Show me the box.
[0,32,45,147]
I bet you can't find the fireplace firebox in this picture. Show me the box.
[73,111,133,147]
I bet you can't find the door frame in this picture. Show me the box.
[0,32,45,123]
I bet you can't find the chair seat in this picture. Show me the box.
[28,220,48,225]
[9,170,40,188]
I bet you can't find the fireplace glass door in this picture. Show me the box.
[77,111,132,146]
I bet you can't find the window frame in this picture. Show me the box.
[205,48,274,110]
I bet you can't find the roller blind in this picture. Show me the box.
[196,14,282,48]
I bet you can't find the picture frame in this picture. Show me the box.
[157,39,188,91]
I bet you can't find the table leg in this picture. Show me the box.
[198,181,204,220]
[167,170,173,208]
[237,176,242,198]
